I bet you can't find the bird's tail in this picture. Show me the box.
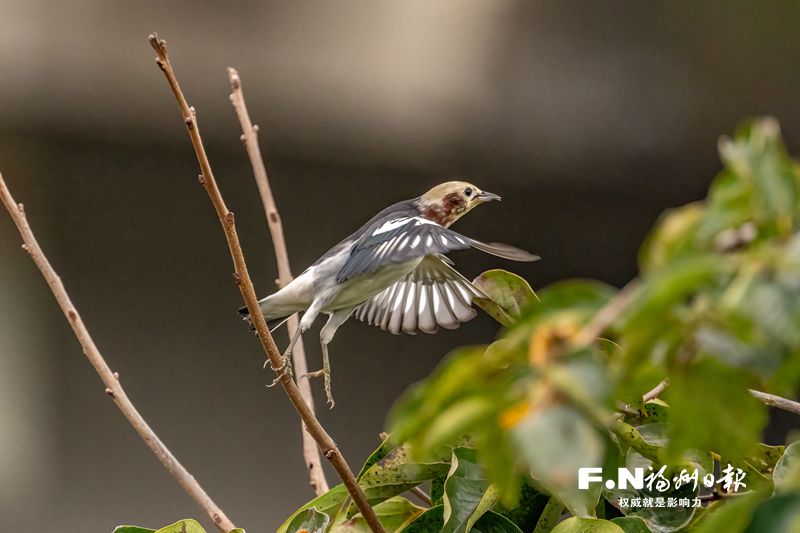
[238,305,294,332]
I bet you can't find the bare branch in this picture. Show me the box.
[410,486,432,507]
[640,380,800,416]
[749,389,800,416]
[148,34,384,532]
[643,379,669,403]
[0,173,236,532]
[629,378,800,418]
[227,67,329,496]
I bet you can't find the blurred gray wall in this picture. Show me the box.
[1,1,800,531]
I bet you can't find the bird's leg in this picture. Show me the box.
[302,308,353,408]
[322,343,332,407]
[304,341,333,407]
[266,300,323,386]
[266,326,301,387]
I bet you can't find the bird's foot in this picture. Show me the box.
[302,369,335,408]
[266,351,294,387]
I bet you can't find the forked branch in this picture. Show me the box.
[148,34,384,533]
[227,67,329,496]
[0,173,236,532]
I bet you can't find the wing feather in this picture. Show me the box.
[336,215,538,283]
[353,255,484,335]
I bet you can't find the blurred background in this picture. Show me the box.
[1,1,800,531]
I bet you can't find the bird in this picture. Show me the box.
[239,181,539,407]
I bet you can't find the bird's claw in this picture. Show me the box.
[265,352,294,387]
[302,369,335,408]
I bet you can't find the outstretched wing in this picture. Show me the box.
[336,215,538,283]
[352,255,486,335]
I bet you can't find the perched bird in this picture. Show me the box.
[240,181,538,406]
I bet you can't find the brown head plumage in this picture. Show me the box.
[415,181,501,227]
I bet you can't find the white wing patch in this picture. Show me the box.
[335,216,472,283]
[353,255,486,335]
[372,216,438,235]
[337,213,537,284]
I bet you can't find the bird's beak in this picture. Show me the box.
[477,191,501,202]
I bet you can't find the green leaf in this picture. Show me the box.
[743,491,800,533]
[609,516,651,533]
[622,399,670,427]
[692,492,764,533]
[399,505,444,532]
[496,479,550,531]
[666,359,766,461]
[619,254,733,372]
[441,448,495,533]
[718,117,798,238]
[471,511,524,533]
[418,396,499,452]
[511,404,605,517]
[745,443,786,473]
[475,424,522,509]
[516,280,615,327]
[278,484,349,533]
[532,497,564,533]
[388,347,507,446]
[726,442,786,487]
[621,422,712,477]
[639,202,704,272]
[113,528,155,533]
[358,445,451,506]
[611,422,661,463]
[473,270,538,321]
[473,295,515,327]
[431,475,446,506]
[150,521,206,533]
[551,517,625,533]
[543,354,614,422]
[774,441,800,493]
[606,517,647,533]
[334,497,425,532]
[358,436,396,480]
[286,508,330,533]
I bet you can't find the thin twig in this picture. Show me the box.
[614,379,669,420]
[148,34,385,533]
[0,173,236,532]
[227,67,329,496]
[630,378,800,417]
[748,389,800,416]
[409,487,433,507]
[573,280,640,347]
[643,379,669,403]
[639,380,800,416]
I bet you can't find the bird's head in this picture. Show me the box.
[416,181,501,227]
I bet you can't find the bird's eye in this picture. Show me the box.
[464,187,473,197]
